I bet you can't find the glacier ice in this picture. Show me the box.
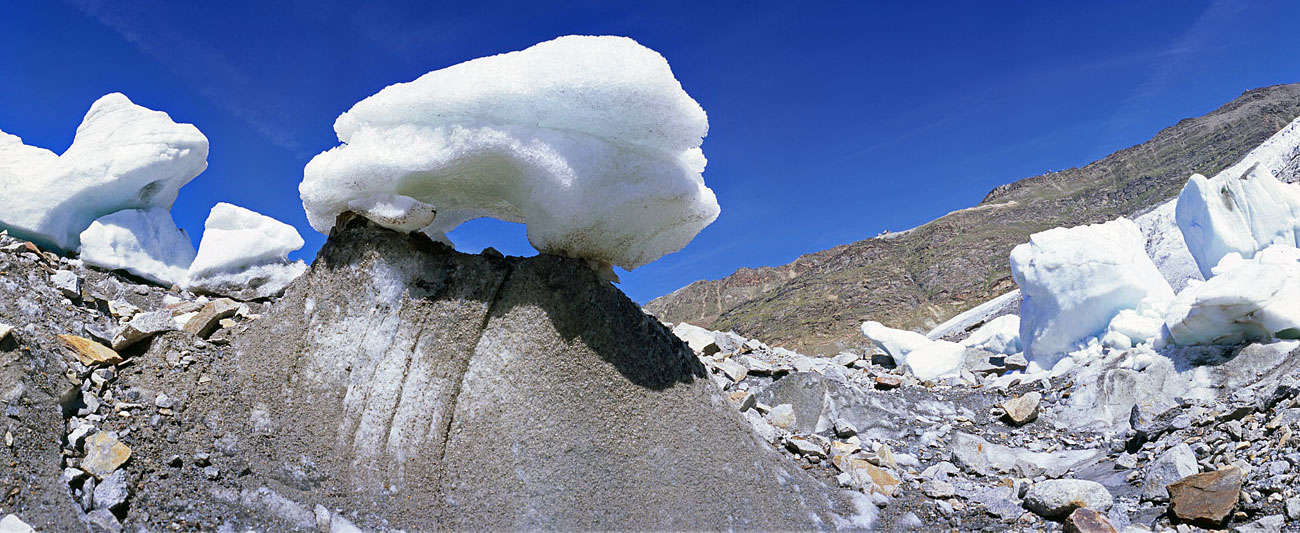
[1010,218,1173,368]
[960,314,1021,355]
[1103,309,1164,349]
[186,203,306,299]
[1176,163,1300,279]
[0,93,207,252]
[300,35,718,270]
[861,321,932,366]
[78,208,195,286]
[903,340,965,381]
[1163,245,1300,346]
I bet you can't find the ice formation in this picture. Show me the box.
[186,203,307,299]
[1102,309,1164,349]
[300,35,718,270]
[1176,163,1300,278]
[1163,245,1300,346]
[0,93,207,252]
[1010,218,1173,368]
[960,315,1021,355]
[78,208,195,286]
[903,340,965,381]
[861,321,933,366]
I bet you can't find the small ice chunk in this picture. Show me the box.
[1164,245,1300,345]
[960,315,1021,355]
[300,35,717,270]
[904,340,965,381]
[186,203,306,299]
[1010,218,1173,368]
[861,321,932,365]
[1176,163,1300,279]
[1104,309,1163,348]
[78,208,195,286]
[0,93,207,252]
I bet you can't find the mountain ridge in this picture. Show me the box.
[646,83,1300,355]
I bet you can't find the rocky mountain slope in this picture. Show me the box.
[646,83,1300,355]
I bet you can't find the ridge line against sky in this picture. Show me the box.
[2,1,1299,304]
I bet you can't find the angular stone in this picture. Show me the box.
[92,469,130,511]
[52,270,81,299]
[81,433,131,478]
[1001,391,1041,426]
[1003,352,1028,371]
[922,480,955,499]
[830,352,860,366]
[1167,466,1243,527]
[1023,479,1113,520]
[111,310,178,351]
[726,390,755,412]
[874,375,902,389]
[0,515,36,533]
[714,359,748,383]
[1064,507,1117,533]
[58,335,122,366]
[833,418,857,437]
[85,508,122,533]
[671,323,720,355]
[183,298,240,338]
[784,435,826,458]
[766,403,796,430]
[852,460,900,497]
[1233,515,1284,533]
[0,323,13,342]
[1141,443,1197,502]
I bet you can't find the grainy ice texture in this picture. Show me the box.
[1010,218,1173,369]
[185,202,306,299]
[1176,163,1300,279]
[0,93,207,252]
[78,207,196,286]
[1164,245,1300,345]
[300,35,718,270]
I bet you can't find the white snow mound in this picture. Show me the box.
[1164,244,1300,345]
[1010,218,1173,367]
[1176,163,1300,279]
[0,93,208,252]
[300,35,718,270]
[861,321,932,366]
[960,314,1021,355]
[79,208,195,286]
[903,340,965,381]
[186,203,306,299]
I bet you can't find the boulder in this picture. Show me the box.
[1140,443,1197,502]
[1022,479,1113,520]
[1167,466,1243,527]
[226,219,871,530]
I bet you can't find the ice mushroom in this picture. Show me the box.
[300,35,718,271]
[0,93,207,252]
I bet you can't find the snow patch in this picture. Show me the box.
[960,314,1021,355]
[186,203,306,299]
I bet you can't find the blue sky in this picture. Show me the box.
[3,1,1299,304]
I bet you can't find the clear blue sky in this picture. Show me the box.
[3,1,1299,304]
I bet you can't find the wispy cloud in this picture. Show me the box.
[63,0,310,157]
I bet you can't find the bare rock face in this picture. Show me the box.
[227,216,868,530]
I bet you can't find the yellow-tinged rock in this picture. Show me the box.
[81,432,131,477]
[58,334,123,366]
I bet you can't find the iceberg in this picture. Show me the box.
[1010,218,1173,368]
[0,93,207,252]
[1175,163,1300,279]
[186,203,307,299]
[78,208,195,286]
[300,35,718,271]
[1164,245,1300,346]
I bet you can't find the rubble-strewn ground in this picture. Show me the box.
[3,224,1300,532]
[678,322,1300,532]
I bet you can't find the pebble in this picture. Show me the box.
[1000,391,1041,426]
[93,469,130,511]
[81,433,132,478]
[921,479,955,499]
